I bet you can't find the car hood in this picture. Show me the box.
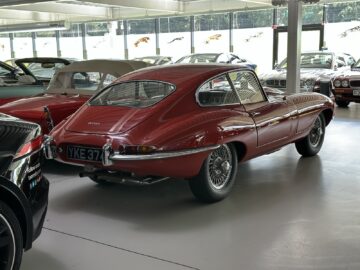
[64,105,151,135]
[259,68,338,81]
[0,94,86,118]
[334,69,360,80]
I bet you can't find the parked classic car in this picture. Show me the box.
[331,58,360,107]
[0,57,72,106]
[0,113,49,270]
[44,64,334,203]
[0,59,150,134]
[176,53,257,70]
[133,56,173,65]
[259,51,353,94]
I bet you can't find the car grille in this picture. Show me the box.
[266,79,286,88]
[350,80,360,87]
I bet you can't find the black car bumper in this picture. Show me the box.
[30,176,49,244]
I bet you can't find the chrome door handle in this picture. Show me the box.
[249,112,260,117]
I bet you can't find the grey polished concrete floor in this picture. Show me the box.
[22,104,360,270]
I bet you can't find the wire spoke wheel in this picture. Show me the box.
[295,114,326,157]
[207,144,233,190]
[309,117,323,147]
[0,214,15,270]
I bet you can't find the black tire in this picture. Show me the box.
[335,100,350,108]
[295,114,325,157]
[189,144,238,203]
[0,201,23,270]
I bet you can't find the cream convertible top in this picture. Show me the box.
[46,59,150,95]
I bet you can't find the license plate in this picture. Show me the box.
[67,145,102,162]
[353,89,360,96]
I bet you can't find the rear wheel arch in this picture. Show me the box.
[0,179,33,250]
[321,109,333,126]
[231,141,247,162]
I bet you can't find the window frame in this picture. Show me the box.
[228,70,268,105]
[195,69,267,108]
[88,79,177,109]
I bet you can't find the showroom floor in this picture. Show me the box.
[22,104,360,270]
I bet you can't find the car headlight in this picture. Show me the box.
[341,80,349,88]
[334,80,341,88]
[305,79,315,86]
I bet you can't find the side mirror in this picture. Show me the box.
[351,63,355,69]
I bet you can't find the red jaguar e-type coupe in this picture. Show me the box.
[0,59,150,134]
[45,64,334,203]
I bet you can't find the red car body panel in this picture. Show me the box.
[48,64,334,179]
[0,94,90,134]
[0,59,151,134]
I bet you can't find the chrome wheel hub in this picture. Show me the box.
[208,144,233,190]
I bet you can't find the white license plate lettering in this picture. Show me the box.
[67,146,102,162]
[353,89,360,96]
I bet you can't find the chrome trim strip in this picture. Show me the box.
[109,145,220,161]
[298,104,325,114]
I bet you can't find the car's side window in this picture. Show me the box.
[197,74,239,106]
[0,66,11,77]
[217,54,230,64]
[228,71,266,105]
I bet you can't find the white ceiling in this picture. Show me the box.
[0,0,355,26]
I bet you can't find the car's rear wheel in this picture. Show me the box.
[189,143,238,203]
[335,100,350,108]
[0,202,23,270]
[295,114,325,157]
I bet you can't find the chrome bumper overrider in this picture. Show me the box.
[102,144,220,166]
[43,135,55,159]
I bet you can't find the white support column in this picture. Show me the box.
[286,0,303,94]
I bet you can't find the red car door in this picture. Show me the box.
[244,100,297,147]
[228,70,297,147]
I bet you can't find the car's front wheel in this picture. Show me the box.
[189,143,238,203]
[0,201,23,270]
[336,100,350,108]
[295,114,325,157]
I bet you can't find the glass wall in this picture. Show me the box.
[194,13,230,54]
[0,34,11,61]
[234,9,273,73]
[160,16,190,61]
[86,21,124,59]
[4,1,360,68]
[13,32,33,58]
[36,31,57,57]
[127,18,156,59]
[60,24,83,59]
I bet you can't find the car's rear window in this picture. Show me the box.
[90,81,176,108]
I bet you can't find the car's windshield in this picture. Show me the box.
[47,71,117,94]
[353,59,360,69]
[90,81,175,108]
[21,62,67,80]
[176,54,218,63]
[278,53,333,69]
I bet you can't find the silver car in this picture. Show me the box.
[259,51,353,94]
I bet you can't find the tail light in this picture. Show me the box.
[15,135,43,159]
[119,145,157,155]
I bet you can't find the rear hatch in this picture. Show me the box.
[65,105,151,135]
